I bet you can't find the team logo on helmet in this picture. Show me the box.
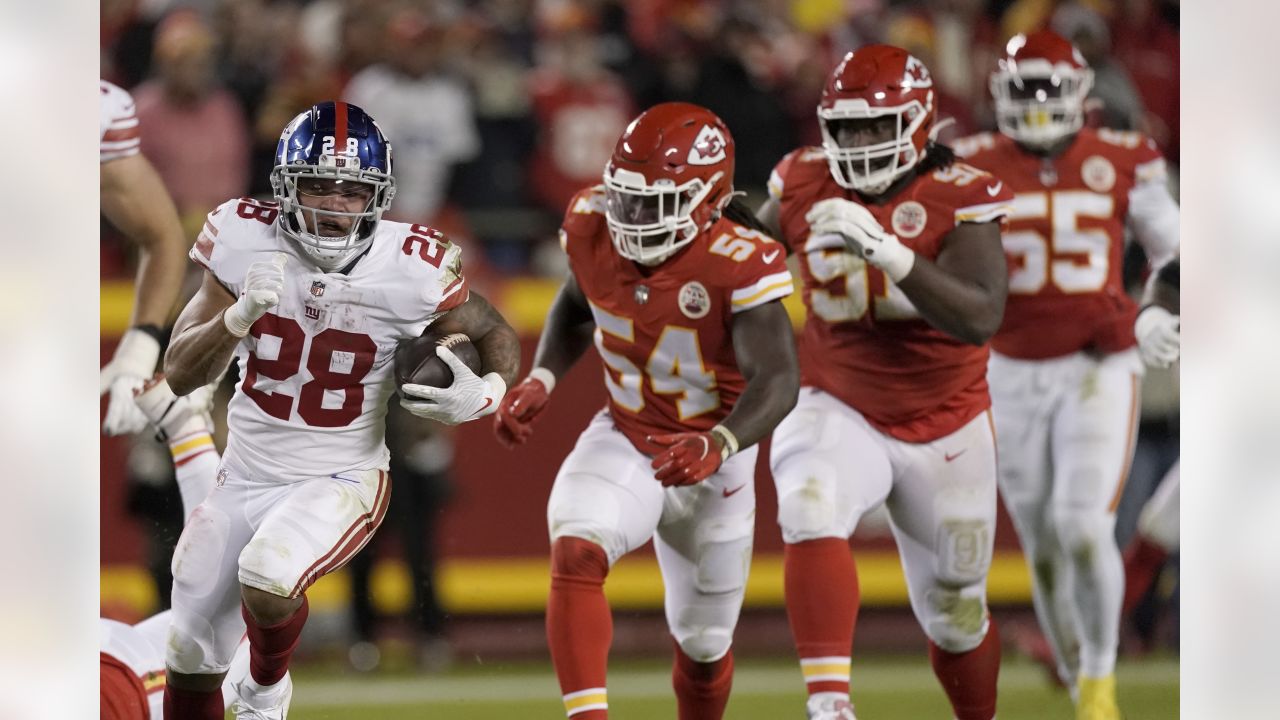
[688,125,727,166]
[1082,155,1116,193]
[678,281,712,319]
[891,201,928,238]
[903,56,934,89]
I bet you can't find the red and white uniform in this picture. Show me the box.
[547,185,792,662]
[955,128,1178,359]
[768,147,1013,442]
[101,80,141,163]
[100,612,248,720]
[767,148,1012,658]
[165,203,466,676]
[955,127,1179,681]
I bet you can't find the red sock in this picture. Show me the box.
[547,537,611,719]
[672,641,734,720]
[242,595,309,687]
[1122,535,1169,616]
[785,538,859,696]
[162,684,223,720]
[929,617,1000,720]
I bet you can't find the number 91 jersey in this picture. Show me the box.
[191,197,468,482]
[561,187,794,456]
[768,148,1013,443]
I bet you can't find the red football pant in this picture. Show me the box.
[785,538,859,696]
[547,537,612,719]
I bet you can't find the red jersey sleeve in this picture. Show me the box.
[718,225,794,313]
[945,162,1014,228]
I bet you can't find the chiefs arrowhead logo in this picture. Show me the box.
[688,125,727,166]
[903,55,933,89]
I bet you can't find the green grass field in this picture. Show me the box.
[282,655,1177,719]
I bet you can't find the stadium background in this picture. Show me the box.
[99,0,1180,716]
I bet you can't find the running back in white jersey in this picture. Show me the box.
[191,196,468,483]
[100,80,141,163]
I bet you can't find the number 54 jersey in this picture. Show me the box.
[561,187,794,456]
[768,148,1013,443]
[191,197,469,483]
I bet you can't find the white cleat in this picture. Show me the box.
[133,376,215,441]
[807,695,857,720]
[232,671,293,719]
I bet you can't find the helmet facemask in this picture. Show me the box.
[819,98,931,195]
[271,157,396,272]
[991,62,1094,148]
[603,167,721,266]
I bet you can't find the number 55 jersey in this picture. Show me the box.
[560,187,794,456]
[191,196,468,482]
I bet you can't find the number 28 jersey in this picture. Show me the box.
[769,148,1013,443]
[192,197,468,482]
[561,187,794,456]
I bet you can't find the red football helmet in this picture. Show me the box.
[818,45,936,194]
[603,102,734,265]
[990,30,1094,148]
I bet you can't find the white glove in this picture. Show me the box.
[399,346,507,426]
[1134,305,1180,368]
[224,253,288,337]
[100,328,161,435]
[805,197,916,282]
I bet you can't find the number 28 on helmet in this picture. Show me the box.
[270,101,397,271]
[602,102,735,266]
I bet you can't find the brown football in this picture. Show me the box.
[394,332,482,397]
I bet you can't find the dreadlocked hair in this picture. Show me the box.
[718,195,775,238]
[918,141,957,174]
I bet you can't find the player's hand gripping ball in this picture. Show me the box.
[394,333,481,394]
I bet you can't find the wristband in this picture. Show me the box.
[222,305,254,338]
[874,234,916,283]
[132,323,168,346]
[529,367,557,394]
[709,424,740,462]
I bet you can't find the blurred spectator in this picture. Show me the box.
[1111,0,1179,158]
[344,6,481,224]
[132,10,251,238]
[347,405,456,673]
[526,6,634,215]
[1051,1,1147,131]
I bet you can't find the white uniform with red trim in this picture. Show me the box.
[166,200,467,676]
[100,80,141,163]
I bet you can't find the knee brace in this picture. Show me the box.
[922,583,990,654]
[694,519,753,595]
[164,617,224,675]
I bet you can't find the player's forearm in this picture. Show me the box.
[719,372,799,451]
[529,280,595,379]
[129,238,187,328]
[474,323,522,388]
[897,259,1006,345]
[164,316,239,396]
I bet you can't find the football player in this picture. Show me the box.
[493,102,800,720]
[1123,258,1179,617]
[757,46,1013,720]
[954,31,1179,719]
[158,101,520,719]
[100,80,189,435]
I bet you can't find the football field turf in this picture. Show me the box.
[283,655,1177,719]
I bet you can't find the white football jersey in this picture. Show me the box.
[192,197,469,483]
[100,80,140,163]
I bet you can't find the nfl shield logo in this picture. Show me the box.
[310,281,326,297]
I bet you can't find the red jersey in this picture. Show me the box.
[955,128,1169,359]
[561,187,794,455]
[768,148,1013,443]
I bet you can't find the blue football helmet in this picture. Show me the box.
[270,101,396,270]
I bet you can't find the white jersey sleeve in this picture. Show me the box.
[1127,160,1179,270]
[100,80,141,163]
[198,207,470,483]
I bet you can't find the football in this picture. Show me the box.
[394,332,482,397]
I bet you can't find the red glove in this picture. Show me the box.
[649,432,726,486]
[493,376,551,448]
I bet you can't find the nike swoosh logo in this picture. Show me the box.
[986,182,1003,197]
[470,397,494,417]
[762,249,781,264]
[944,450,967,462]
[722,484,747,498]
